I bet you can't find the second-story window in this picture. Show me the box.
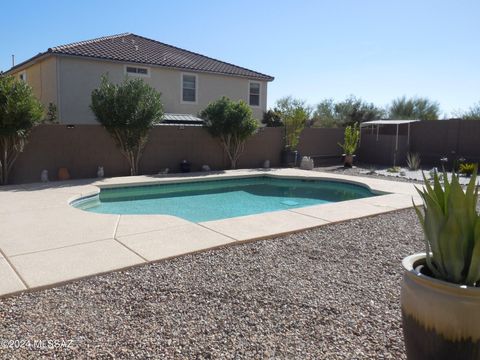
[19,71,27,82]
[125,66,150,77]
[182,74,197,103]
[249,82,260,106]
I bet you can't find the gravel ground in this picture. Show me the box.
[316,164,425,184]
[0,208,423,359]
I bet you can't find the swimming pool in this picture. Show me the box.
[72,176,378,222]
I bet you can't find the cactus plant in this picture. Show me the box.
[413,166,480,286]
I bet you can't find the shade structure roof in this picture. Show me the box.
[158,113,204,125]
[360,120,420,127]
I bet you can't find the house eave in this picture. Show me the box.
[4,51,52,74]
[51,53,275,82]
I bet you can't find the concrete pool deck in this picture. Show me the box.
[0,168,422,297]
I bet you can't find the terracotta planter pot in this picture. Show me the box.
[57,167,70,181]
[401,253,480,360]
[343,154,355,168]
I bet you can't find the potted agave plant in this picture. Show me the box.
[402,167,480,359]
[338,123,360,168]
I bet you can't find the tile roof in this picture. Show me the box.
[45,33,273,81]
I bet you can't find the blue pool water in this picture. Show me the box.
[73,177,377,222]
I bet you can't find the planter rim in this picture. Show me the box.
[402,253,480,294]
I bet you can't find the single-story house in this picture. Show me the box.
[5,33,274,124]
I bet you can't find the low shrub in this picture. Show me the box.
[459,162,478,177]
[387,166,401,173]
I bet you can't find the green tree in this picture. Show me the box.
[312,96,384,127]
[273,96,310,149]
[90,75,164,176]
[462,102,480,120]
[0,75,44,185]
[335,96,385,126]
[311,99,338,128]
[200,96,258,169]
[275,96,312,120]
[284,107,309,150]
[262,109,283,127]
[388,96,440,120]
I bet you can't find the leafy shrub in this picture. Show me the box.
[414,167,480,286]
[0,75,44,184]
[200,96,257,169]
[273,97,310,150]
[406,152,421,170]
[338,123,360,155]
[90,75,164,175]
[387,166,401,173]
[284,107,308,150]
[262,109,283,127]
[459,163,477,176]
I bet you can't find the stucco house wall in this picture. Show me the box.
[57,56,268,124]
[10,56,58,113]
[7,34,273,125]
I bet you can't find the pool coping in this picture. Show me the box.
[0,168,422,298]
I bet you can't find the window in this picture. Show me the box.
[249,82,260,106]
[125,65,150,77]
[19,71,27,82]
[182,74,197,103]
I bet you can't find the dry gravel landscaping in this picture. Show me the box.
[0,206,423,359]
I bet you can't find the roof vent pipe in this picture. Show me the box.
[11,54,15,67]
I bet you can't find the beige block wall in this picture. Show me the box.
[58,56,268,124]
[9,56,58,114]
[10,125,285,183]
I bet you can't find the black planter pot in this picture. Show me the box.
[281,149,299,167]
[180,160,191,173]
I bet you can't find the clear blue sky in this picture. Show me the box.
[1,0,479,116]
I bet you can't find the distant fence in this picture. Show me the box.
[358,119,480,167]
[9,120,479,184]
[10,125,345,184]
[410,120,480,166]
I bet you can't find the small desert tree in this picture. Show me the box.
[200,96,258,169]
[0,75,43,185]
[284,107,309,150]
[274,96,310,150]
[462,102,480,120]
[312,96,384,128]
[388,96,440,120]
[90,75,164,176]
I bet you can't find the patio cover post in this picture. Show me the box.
[393,124,400,167]
[407,123,411,145]
[359,125,362,146]
[395,124,399,151]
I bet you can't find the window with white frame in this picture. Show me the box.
[125,65,149,76]
[18,71,27,82]
[249,82,260,106]
[182,74,197,103]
